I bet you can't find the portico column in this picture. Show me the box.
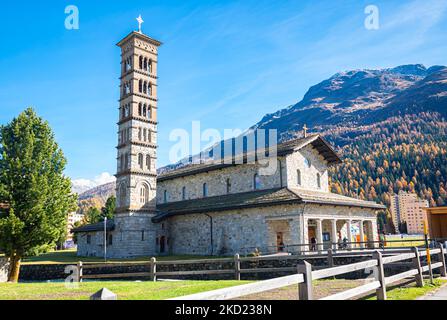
[316,219,323,252]
[331,219,338,250]
[346,220,352,250]
[359,220,365,249]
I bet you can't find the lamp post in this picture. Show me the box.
[104,217,107,262]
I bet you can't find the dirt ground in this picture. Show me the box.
[234,279,366,300]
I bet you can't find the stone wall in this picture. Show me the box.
[157,160,284,204]
[0,257,9,283]
[19,254,442,282]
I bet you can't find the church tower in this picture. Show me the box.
[112,22,162,257]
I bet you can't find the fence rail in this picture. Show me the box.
[172,244,447,300]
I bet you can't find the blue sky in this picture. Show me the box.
[0,0,446,189]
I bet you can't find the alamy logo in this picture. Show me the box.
[364,5,380,30]
[65,5,80,30]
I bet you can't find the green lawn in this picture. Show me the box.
[22,250,220,265]
[0,280,251,300]
[366,279,447,300]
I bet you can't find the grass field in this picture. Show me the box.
[0,280,251,300]
[365,279,447,300]
[21,250,218,265]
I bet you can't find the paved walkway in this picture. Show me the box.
[418,278,447,300]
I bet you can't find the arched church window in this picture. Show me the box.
[147,130,152,143]
[143,81,147,94]
[143,129,147,141]
[139,80,143,93]
[182,186,186,200]
[139,56,143,70]
[148,60,152,73]
[148,105,152,119]
[143,104,147,117]
[124,153,129,169]
[138,128,142,141]
[317,173,321,189]
[203,183,208,197]
[138,103,142,116]
[226,178,231,194]
[119,184,126,206]
[148,83,152,96]
[297,169,302,186]
[164,190,168,203]
[125,57,131,71]
[144,57,148,70]
[254,174,261,190]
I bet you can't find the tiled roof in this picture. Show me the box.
[72,220,115,233]
[288,188,386,210]
[152,187,385,223]
[157,134,341,182]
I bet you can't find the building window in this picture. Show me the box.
[108,234,113,246]
[139,56,143,69]
[140,184,149,204]
[203,183,208,197]
[139,80,143,93]
[254,174,261,190]
[317,173,321,189]
[143,128,147,141]
[141,230,145,241]
[87,235,91,244]
[182,186,186,200]
[148,60,152,73]
[297,169,302,186]
[146,155,151,170]
[119,184,126,206]
[138,153,144,169]
[226,178,231,194]
[143,104,147,117]
[148,83,152,96]
[164,190,168,203]
[143,81,147,94]
[148,105,152,120]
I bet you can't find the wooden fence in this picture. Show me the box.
[171,244,446,300]
[76,247,427,282]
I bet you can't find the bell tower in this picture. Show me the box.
[112,21,162,257]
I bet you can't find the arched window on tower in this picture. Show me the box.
[138,128,142,141]
[144,57,148,71]
[317,173,321,189]
[138,153,144,169]
[297,169,302,186]
[138,103,142,116]
[164,190,168,203]
[121,106,125,119]
[119,184,126,207]
[125,57,131,71]
[146,155,151,170]
[124,153,129,169]
[140,184,149,204]
[120,154,125,171]
[148,60,152,73]
[143,81,147,94]
[182,186,186,200]
[143,104,147,117]
[148,105,152,120]
[139,56,143,69]
[148,83,152,96]
[226,178,231,194]
[147,130,152,143]
[143,128,147,142]
[139,80,143,93]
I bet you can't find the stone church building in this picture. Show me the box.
[73,28,385,258]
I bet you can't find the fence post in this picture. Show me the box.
[298,261,313,300]
[234,254,241,281]
[327,249,334,268]
[438,243,447,277]
[77,261,83,283]
[372,251,386,300]
[150,257,157,282]
[412,247,424,287]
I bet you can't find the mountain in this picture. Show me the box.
[81,64,447,232]
[252,64,447,141]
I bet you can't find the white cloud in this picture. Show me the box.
[71,172,116,194]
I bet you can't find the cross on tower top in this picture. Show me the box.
[303,124,308,138]
[136,15,144,33]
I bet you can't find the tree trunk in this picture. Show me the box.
[7,254,21,283]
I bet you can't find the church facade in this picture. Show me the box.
[73,29,385,258]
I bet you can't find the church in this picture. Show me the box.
[73,24,385,258]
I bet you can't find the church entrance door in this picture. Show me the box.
[276,232,284,252]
